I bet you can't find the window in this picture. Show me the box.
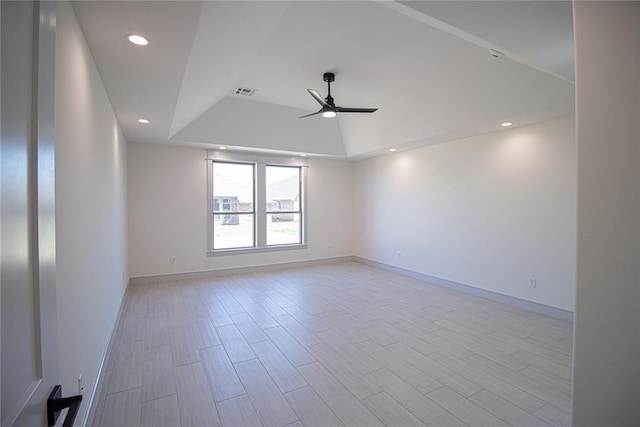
[266,165,302,246]
[211,162,255,250]
[207,152,307,254]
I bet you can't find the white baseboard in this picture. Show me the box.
[83,280,129,427]
[354,256,573,321]
[128,256,356,285]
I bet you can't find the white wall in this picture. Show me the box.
[354,116,576,311]
[55,2,128,424]
[572,2,640,425]
[127,142,352,277]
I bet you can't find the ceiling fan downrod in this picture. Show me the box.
[323,72,335,105]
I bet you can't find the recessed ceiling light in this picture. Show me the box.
[389,148,397,152]
[128,34,148,46]
[219,146,226,150]
[137,118,149,124]
[501,122,513,127]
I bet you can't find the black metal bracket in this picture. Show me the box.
[47,385,82,427]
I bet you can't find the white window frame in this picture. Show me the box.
[265,164,304,247]
[206,150,308,255]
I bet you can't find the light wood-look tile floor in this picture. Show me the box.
[92,262,573,427]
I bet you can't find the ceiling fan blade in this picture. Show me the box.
[299,109,322,119]
[307,89,328,107]
[335,107,378,113]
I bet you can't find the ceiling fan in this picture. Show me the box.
[299,72,378,118]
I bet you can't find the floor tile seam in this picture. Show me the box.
[211,396,257,427]
[517,368,572,394]
[497,331,571,357]
[170,357,211,370]
[140,391,177,404]
[467,389,546,427]
[115,337,146,346]
[382,345,483,396]
[300,361,384,424]
[199,345,249,403]
[463,356,570,409]
[312,356,382,401]
[283,387,341,427]
[287,356,317,369]
[366,388,457,427]
[485,343,574,369]
[240,353,306,396]
[418,386,472,426]
[232,359,300,427]
[431,352,550,413]
[104,385,142,397]
[510,348,568,367]
[308,340,380,376]
[429,385,516,426]
[431,328,521,357]
[213,392,251,406]
[518,363,572,383]
[521,339,573,358]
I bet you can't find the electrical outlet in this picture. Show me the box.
[78,373,84,395]
[170,256,176,265]
[528,278,537,288]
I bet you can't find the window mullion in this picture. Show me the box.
[301,166,307,244]
[207,160,214,252]
[256,162,267,248]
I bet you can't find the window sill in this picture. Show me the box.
[207,243,308,257]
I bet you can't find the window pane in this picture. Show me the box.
[267,213,301,246]
[213,213,254,249]
[212,162,255,250]
[213,162,254,213]
[266,166,300,212]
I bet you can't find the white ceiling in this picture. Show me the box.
[72,0,575,159]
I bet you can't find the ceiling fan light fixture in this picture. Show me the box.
[322,110,337,118]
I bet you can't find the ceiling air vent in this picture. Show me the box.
[489,49,505,59]
[234,87,257,96]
